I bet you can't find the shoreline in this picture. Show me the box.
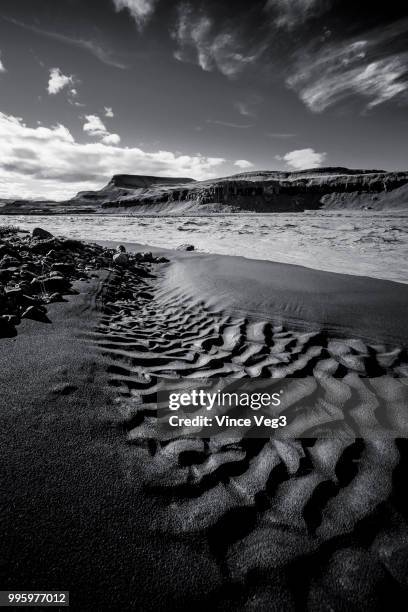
[1,228,408,609]
[97,239,408,345]
[2,212,407,285]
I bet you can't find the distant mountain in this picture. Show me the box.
[1,168,407,214]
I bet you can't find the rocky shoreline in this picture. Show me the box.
[0,226,167,339]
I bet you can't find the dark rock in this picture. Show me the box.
[51,262,75,274]
[31,275,71,294]
[0,256,21,268]
[0,270,12,282]
[32,227,54,240]
[21,305,48,322]
[176,244,195,251]
[135,251,154,262]
[21,262,37,272]
[48,292,63,303]
[133,266,154,278]
[5,287,23,300]
[20,294,39,307]
[2,314,20,325]
[59,238,83,250]
[113,252,128,265]
[30,238,59,254]
[0,244,20,259]
[0,315,17,338]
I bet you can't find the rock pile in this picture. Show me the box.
[0,227,169,338]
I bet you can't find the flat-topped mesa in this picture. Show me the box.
[108,174,196,189]
[1,168,407,214]
[80,168,408,213]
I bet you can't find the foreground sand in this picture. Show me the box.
[2,235,408,610]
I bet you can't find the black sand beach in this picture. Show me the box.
[1,229,408,610]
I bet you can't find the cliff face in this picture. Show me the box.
[2,168,407,214]
[72,168,408,214]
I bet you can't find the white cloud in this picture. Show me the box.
[112,0,159,30]
[83,115,108,137]
[173,4,262,77]
[287,22,408,112]
[47,68,74,95]
[101,133,121,145]
[278,148,326,170]
[0,52,5,73]
[83,114,121,145]
[265,0,330,30]
[0,111,226,200]
[104,107,114,117]
[234,159,254,169]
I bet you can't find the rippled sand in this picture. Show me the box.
[1,211,408,283]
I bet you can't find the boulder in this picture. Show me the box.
[113,252,128,266]
[176,244,195,251]
[32,227,54,240]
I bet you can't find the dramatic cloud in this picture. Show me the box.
[173,4,263,77]
[287,21,408,112]
[83,114,121,145]
[47,68,74,95]
[0,111,226,199]
[278,148,326,170]
[112,0,159,30]
[265,0,330,30]
[104,107,115,118]
[234,159,254,169]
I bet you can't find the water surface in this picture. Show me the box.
[1,211,407,284]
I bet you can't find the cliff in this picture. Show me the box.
[1,168,407,214]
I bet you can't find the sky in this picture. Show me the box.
[0,0,407,199]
